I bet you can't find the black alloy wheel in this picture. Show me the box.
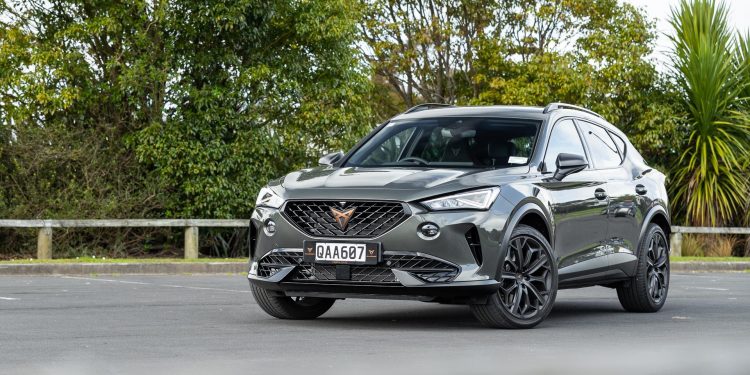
[471,225,558,329]
[617,223,669,312]
[645,231,669,303]
[499,233,555,319]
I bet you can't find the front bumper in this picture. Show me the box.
[249,277,500,302]
[248,200,511,302]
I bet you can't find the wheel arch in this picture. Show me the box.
[499,201,553,260]
[639,205,671,252]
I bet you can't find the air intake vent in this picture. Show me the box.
[465,226,483,266]
[248,223,259,258]
[256,250,458,284]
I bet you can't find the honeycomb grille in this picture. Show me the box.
[256,250,304,278]
[282,201,408,238]
[256,250,458,284]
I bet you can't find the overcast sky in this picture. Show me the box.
[624,0,750,67]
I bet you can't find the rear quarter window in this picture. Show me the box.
[608,131,627,161]
[577,121,621,169]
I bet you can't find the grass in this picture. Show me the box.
[671,256,748,262]
[0,257,247,264]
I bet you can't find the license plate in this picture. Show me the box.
[303,241,380,265]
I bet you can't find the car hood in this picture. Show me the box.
[270,166,531,202]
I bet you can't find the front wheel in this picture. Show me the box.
[471,225,558,329]
[616,223,669,312]
[251,284,335,320]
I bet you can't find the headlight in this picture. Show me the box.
[255,187,284,208]
[421,187,500,211]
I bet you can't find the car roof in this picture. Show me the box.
[391,104,625,137]
[392,105,548,121]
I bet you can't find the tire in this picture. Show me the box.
[251,284,335,320]
[471,225,558,329]
[616,223,669,312]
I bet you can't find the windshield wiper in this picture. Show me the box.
[397,157,429,166]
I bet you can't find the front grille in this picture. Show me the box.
[299,264,397,283]
[256,250,459,284]
[282,200,408,238]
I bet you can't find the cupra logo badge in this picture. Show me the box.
[330,206,356,230]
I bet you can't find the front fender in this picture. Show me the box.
[495,201,553,277]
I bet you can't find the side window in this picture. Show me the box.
[608,131,627,161]
[543,119,587,172]
[578,121,621,169]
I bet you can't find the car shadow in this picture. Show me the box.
[309,304,479,330]
[259,299,627,330]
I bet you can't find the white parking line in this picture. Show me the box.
[59,276,251,293]
[0,296,19,300]
[686,287,729,291]
[61,276,151,285]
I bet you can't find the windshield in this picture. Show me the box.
[344,117,540,169]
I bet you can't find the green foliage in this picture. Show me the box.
[0,0,371,219]
[0,0,372,256]
[2,0,750,258]
[474,0,686,167]
[0,0,167,219]
[361,0,685,167]
[134,0,372,218]
[668,0,750,226]
[360,0,495,106]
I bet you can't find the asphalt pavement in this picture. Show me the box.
[1,272,749,375]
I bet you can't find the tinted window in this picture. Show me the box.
[543,119,587,172]
[578,121,621,169]
[609,131,627,161]
[346,117,540,169]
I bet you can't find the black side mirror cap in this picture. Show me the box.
[318,151,344,167]
[552,153,588,181]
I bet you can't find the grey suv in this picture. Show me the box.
[248,103,670,328]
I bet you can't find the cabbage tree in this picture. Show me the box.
[668,0,750,226]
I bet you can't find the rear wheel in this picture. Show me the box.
[617,223,669,312]
[471,225,558,329]
[251,284,335,319]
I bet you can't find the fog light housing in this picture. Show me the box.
[418,222,440,239]
[264,219,276,236]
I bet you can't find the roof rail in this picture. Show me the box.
[403,103,454,114]
[543,102,603,119]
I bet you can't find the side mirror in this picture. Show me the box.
[318,151,344,166]
[552,153,587,181]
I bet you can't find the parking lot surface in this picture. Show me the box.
[1,272,749,374]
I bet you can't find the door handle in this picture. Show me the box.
[594,188,608,200]
[635,184,647,195]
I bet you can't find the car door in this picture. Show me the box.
[538,119,610,282]
[575,120,640,274]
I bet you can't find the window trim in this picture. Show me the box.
[541,117,590,174]
[607,130,627,161]
[573,118,625,170]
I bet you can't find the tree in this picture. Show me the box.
[0,0,167,221]
[0,0,373,256]
[360,0,494,106]
[668,0,750,226]
[135,0,372,218]
[360,0,684,166]
[0,0,371,220]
